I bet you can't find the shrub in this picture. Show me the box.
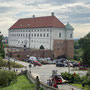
[82,76,90,85]
[0,70,17,86]
[74,74,81,83]
[61,72,81,83]
[0,58,24,68]
[61,72,73,82]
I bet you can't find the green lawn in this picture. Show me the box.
[0,75,35,90]
[71,83,90,90]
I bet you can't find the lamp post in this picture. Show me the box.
[8,56,11,70]
[14,58,15,72]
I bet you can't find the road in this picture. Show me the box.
[5,58,85,90]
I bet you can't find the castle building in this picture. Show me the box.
[8,13,74,58]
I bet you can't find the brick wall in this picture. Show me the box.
[53,40,65,58]
[53,39,74,59]
[64,40,74,59]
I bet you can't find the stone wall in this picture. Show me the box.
[7,50,53,60]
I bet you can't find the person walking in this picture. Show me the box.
[53,82,58,88]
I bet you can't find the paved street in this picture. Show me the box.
[5,58,86,90]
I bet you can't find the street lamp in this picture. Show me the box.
[14,58,15,72]
[8,56,11,70]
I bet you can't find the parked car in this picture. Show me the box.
[79,66,88,70]
[48,60,56,64]
[33,61,42,66]
[69,62,73,67]
[73,62,79,67]
[56,62,64,67]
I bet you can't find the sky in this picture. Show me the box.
[0,0,90,39]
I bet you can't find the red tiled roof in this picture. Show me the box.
[9,16,65,29]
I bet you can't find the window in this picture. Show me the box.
[47,34,49,37]
[40,34,42,37]
[57,42,59,50]
[37,34,39,37]
[29,34,30,37]
[70,33,72,38]
[43,34,45,37]
[32,34,33,37]
[61,42,63,47]
[57,42,59,47]
[34,34,36,37]
[59,33,61,38]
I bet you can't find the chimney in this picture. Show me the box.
[32,15,35,18]
[51,12,54,16]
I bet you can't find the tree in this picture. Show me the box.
[0,33,5,58]
[74,40,83,61]
[79,32,90,67]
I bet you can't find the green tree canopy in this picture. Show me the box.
[0,34,5,58]
[79,32,90,66]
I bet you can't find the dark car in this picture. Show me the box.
[79,66,88,70]
[73,62,79,67]
[56,62,64,67]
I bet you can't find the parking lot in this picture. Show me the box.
[31,64,87,90]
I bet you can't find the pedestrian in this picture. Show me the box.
[47,79,52,86]
[36,76,40,90]
[47,79,49,85]
[49,79,52,86]
[53,82,58,88]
